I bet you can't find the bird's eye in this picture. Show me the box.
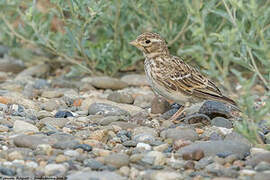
[145,40,151,44]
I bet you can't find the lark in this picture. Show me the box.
[130,32,237,120]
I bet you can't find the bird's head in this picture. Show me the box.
[130,32,169,58]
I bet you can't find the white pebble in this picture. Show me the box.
[25,161,38,169]
[136,143,152,150]
[64,150,80,157]
[217,127,233,135]
[250,147,270,155]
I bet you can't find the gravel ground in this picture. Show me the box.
[0,60,269,180]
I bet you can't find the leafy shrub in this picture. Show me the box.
[0,0,269,145]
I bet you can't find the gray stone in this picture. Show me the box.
[0,166,16,176]
[121,74,148,86]
[211,117,233,129]
[41,90,64,99]
[253,172,270,180]
[255,161,270,171]
[104,153,129,168]
[143,170,184,180]
[151,97,170,114]
[83,158,104,170]
[99,116,127,126]
[133,127,158,137]
[0,56,25,73]
[44,163,67,176]
[246,153,270,167]
[141,151,166,166]
[13,134,56,149]
[199,100,234,119]
[13,120,39,133]
[160,127,199,141]
[0,72,8,83]
[133,134,156,144]
[88,103,130,117]
[177,140,250,159]
[133,94,153,108]
[41,100,60,111]
[123,140,137,147]
[68,171,126,180]
[184,113,211,125]
[50,133,80,150]
[225,132,252,146]
[16,64,50,78]
[110,122,139,130]
[107,92,134,104]
[88,76,128,90]
[38,117,69,128]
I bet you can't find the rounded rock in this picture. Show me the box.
[107,92,134,104]
[211,117,233,129]
[104,153,130,168]
[44,164,67,176]
[151,97,170,114]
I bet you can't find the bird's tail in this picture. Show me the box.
[220,95,240,111]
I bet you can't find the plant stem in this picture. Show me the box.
[248,48,269,90]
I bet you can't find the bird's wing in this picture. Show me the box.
[160,56,224,99]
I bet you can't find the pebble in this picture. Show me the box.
[178,140,250,159]
[41,99,60,111]
[239,169,256,176]
[68,171,126,180]
[0,56,25,73]
[136,142,152,150]
[38,117,69,128]
[199,100,232,119]
[13,120,39,133]
[0,166,16,176]
[44,163,67,176]
[133,94,153,108]
[88,76,128,90]
[146,171,184,180]
[254,161,270,171]
[107,92,134,104]
[83,158,104,170]
[250,147,270,155]
[153,143,169,152]
[151,96,170,114]
[99,116,126,126]
[64,150,80,157]
[120,74,148,86]
[88,103,130,117]
[103,153,129,168]
[184,113,211,125]
[74,144,92,152]
[142,151,166,166]
[55,154,69,163]
[17,63,49,78]
[0,125,9,132]
[8,151,23,161]
[41,90,63,98]
[119,166,130,177]
[211,117,233,129]
[36,144,52,155]
[160,127,199,141]
[0,72,8,83]
[246,152,270,167]
[55,110,74,118]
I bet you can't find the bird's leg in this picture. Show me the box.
[169,102,190,123]
[169,105,185,122]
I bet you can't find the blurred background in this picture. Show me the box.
[0,0,269,146]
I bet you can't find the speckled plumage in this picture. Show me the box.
[130,32,236,119]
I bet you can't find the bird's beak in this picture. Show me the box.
[129,40,139,47]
